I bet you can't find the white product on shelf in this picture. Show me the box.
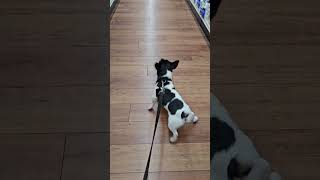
[205,0,210,23]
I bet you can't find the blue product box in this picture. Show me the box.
[196,0,201,8]
[200,0,206,18]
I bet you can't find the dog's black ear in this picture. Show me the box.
[170,60,179,70]
[155,62,160,70]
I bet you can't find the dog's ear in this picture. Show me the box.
[170,60,179,70]
[155,62,160,70]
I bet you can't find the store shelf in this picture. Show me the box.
[110,0,115,6]
[110,0,119,18]
[186,0,210,41]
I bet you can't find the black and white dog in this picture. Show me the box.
[211,95,282,180]
[148,59,199,143]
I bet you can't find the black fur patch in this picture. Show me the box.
[164,81,170,86]
[161,89,175,106]
[210,117,236,160]
[228,158,251,179]
[156,77,172,83]
[156,81,163,88]
[157,77,172,87]
[168,99,183,115]
[181,111,189,119]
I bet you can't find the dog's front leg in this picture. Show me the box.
[148,95,158,111]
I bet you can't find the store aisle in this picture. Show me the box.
[110,0,210,179]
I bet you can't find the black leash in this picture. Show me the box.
[143,90,164,180]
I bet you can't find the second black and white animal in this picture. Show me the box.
[211,95,282,180]
[148,59,199,143]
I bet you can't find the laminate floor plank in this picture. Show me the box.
[0,86,106,133]
[61,134,107,180]
[110,171,210,180]
[111,56,209,66]
[0,134,65,180]
[111,143,209,173]
[111,121,210,145]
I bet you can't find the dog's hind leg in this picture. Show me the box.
[192,112,199,124]
[186,111,199,124]
[241,158,272,180]
[184,106,199,124]
[168,126,178,143]
[168,116,184,143]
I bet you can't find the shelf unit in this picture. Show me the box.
[186,0,210,41]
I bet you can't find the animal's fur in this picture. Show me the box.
[211,95,282,180]
[149,59,198,143]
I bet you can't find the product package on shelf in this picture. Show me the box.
[187,0,210,40]
[200,0,206,18]
[196,0,201,8]
[205,0,210,23]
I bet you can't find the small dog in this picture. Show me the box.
[148,59,199,143]
[211,95,282,180]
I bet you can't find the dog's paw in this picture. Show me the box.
[169,136,177,143]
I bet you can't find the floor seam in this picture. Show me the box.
[128,104,132,122]
[59,135,67,180]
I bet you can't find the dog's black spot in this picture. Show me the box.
[161,89,175,105]
[168,99,183,115]
[181,111,189,119]
[210,117,236,160]
[157,77,172,87]
[228,158,251,179]
[156,77,172,83]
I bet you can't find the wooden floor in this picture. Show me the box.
[212,0,320,179]
[110,0,210,179]
[0,0,107,179]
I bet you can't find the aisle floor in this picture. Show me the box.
[110,0,210,179]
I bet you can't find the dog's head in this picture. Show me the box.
[155,59,179,78]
